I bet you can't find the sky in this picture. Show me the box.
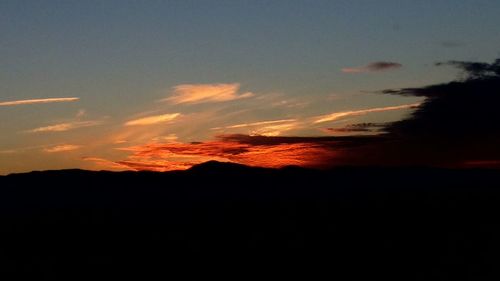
[1,0,500,174]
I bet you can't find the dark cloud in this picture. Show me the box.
[375,57,500,166]
[217,134,381,148]
[435,59,500,79]
[302,57,500,167]
[367,62,403,71]
[342,61,402,73]
[325,123,386,133]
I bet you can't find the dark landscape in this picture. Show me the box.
[1,162,500,279]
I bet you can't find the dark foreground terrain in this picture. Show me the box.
[1,161,500,280]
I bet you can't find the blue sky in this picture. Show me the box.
[1,0,500,173]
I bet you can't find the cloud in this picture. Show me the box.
[325,123,386,133]
[218,119,297,129]
[0,97,79,106]
[27,121,102,133]
[162,83,254,104]
[151,134,179,142]
[100,134,387,172]
[313,103,420,124]
[342,62,402,73]
[82,157,132,171]
[43,145,81,153]
[372,57,500,166]
[248,123,300,137]
[124,113,180,126]
[108,135,344,171]
[434,59,500,79]
[212,119,300,136]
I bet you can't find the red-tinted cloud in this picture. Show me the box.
[87,135,348,171]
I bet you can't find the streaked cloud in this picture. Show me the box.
[213,119,297,130]
[124,113,180,126]
[0,97,79,106]
[342,62,402,73]
[212,119,300,137]
[82,157,132,171]
[324,123,386,133]
[43,145,81,153]
[108,135,340,171]
[249,123,300,137]
[151,134,178,142]
[313,103,420,124]
[27,120,102,133]
[162,83,254,104]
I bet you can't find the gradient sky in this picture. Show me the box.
[2,0,500,174]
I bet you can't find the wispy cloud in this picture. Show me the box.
[162,83,254,104]
[214,119,297,130]
[124,113,181,126]
[313,103,420,124]
[151,134,179,142]
[342,62,402,73]
[249,123,300,137]
[108,135,340,171]
[82,157,132,171]
[324,123,386,133]
[0,97,79,106]
[43,144,81,153]
[211,119,300,137]
[27,121,102,133]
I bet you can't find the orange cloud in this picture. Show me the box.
[27,121,102,133]
[44,144,81,153]
[124,113,180,126]
[218,119,297,129]
[0,97,79,106]
[249,123,300,137]
[313,103,420,124]
[212,119,300,136]
[100,135,340,172]
[82,157,133,171]
[162,83,254,104]
[151,134,178,142]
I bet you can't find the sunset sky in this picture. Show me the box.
[2,1,500,174]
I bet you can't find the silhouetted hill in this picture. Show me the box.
[1,163,500,280]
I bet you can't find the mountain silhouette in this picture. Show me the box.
[1,163,500,280]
